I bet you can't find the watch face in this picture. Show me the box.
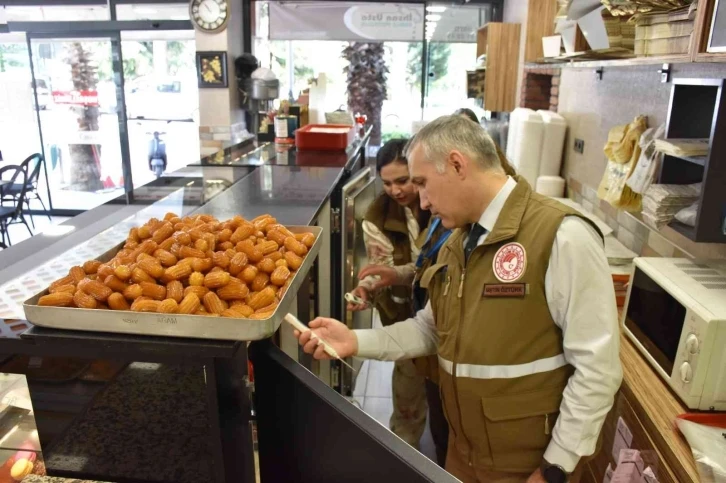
[544,465,567,483]
[190,0,228,32]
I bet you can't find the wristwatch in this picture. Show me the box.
[541,461,568,483]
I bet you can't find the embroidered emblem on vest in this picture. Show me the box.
[492,242,527,282]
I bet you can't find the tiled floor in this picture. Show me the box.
[1,214,70,249]
[352,313,437,462]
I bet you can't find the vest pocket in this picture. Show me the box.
[419,263,448,290]
[420,263,454,332]
[480,387,563,471]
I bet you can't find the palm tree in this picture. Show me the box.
[65,42,103,191]
[343,42,388,146]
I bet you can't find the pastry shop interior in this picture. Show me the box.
[0,0,725,482]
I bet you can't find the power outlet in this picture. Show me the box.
[574,138,585,154]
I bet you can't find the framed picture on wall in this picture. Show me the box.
[708,0,726,52]
[196,51,228,88]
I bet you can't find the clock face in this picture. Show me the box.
[190,0,228,32]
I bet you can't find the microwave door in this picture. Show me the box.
[340,167,376,395]
[624,267,687,377]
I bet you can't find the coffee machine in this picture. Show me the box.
[235,55,280,139]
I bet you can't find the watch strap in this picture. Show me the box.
[541,460,569,483]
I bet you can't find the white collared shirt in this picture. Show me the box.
[358,206,420,292]
[465,176,517,244]
[355,177,622,472]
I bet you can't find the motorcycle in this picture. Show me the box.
[147,131,167,179]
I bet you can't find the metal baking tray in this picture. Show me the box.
[23,226,322,341]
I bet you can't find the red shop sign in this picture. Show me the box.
[52,90,99,107]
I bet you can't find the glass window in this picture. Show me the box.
[121,31,199,189]
[254,2,348,108]
[0,33,43,174]
[116,4,191,21]
[423,41,478,120]
[3,6,109,22]
[381,42,421,142]
[253,1,492,142]
[423,4,487,121]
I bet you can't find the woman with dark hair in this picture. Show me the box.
[453,107,480,124]
[454,107,517,177]
[348,138,448,462]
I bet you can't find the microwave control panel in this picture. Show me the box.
[677,314,705,389]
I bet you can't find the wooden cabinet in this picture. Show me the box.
[586,392,680,483]
[524,0,558,62]
[585,335,700,483]
[476,22,521,112]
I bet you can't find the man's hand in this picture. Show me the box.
[358,264,399,290]
[294,317,358,360]
[526,468,546,483]
[347,286,371,312]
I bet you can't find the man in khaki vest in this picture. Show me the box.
[295,115,622,483]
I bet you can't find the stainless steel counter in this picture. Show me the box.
[0,164,343,322]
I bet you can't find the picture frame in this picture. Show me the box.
[708,0,726,53]
[196,51,228,88]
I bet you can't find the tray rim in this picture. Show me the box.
[22,225,322,341]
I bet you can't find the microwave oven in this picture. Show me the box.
[622,257,726,411]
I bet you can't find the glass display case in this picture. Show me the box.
[0,373,45,482]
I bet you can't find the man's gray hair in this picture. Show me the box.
[405,115,501,173]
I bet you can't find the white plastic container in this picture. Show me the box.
[507,108,544,186]
[537,110,567,177]
[536,176,566,197]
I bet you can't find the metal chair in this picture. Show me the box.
[0,153,50,228]
[0,165,33,247]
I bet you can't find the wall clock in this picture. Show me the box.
[189,0,229,33]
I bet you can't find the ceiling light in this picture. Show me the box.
[426,6,447,13]
[426,14,441,21]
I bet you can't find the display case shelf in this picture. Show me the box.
[666,153,709,166]
[0,373,45,482]
[525,54,692,69]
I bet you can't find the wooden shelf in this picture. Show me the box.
[666,153,708,166]
[525,54,692,69]
[669,220,698,239]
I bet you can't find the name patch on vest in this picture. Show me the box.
[483,284,527,297]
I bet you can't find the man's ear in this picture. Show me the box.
[448,150,468,180]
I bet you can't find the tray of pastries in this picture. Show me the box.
[23,213,321,341]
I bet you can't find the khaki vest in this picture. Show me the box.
[365,194,429,326]
[411,217,450,384]
[421,177,602,473]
